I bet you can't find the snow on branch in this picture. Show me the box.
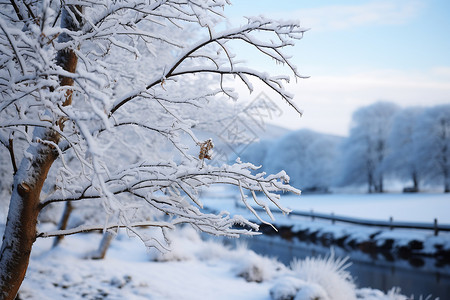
[39,161,299,237]
[1,0,305,251]
[37,221,175,238]
[110,17,307,115]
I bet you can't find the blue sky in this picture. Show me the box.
[223,0,450,135]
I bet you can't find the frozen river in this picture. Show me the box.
[204,191,450,298]
[234,234,450,299]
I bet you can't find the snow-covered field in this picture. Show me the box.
[277,193,450,224]
[16,226,421,300]
[203,192,450,224]
[202,192,450,256]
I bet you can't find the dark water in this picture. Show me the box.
[234,235,450,299]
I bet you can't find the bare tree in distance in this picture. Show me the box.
[263,129,340,193]
[414,104,450,193]
[338,102,399,193]
[385,107,424,192]
[0,1,306,298]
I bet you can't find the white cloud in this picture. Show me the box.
[274,0,424,32]
[260,67,450,136]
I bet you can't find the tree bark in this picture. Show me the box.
[52,202,73,248]
[0,130,59,300]
[0,6,82,299]
[91,231,115,260]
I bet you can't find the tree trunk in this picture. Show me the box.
[0,129,59,300]
[377,176,383,193]
[443,166,449,193]
[0,6,82,299]
[412,171,419,192]
[91,231,115,260]
[367,170,374,193]
[52,202,73,248]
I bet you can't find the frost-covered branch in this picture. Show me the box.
[110,17,307,115]
[37,221,175,238]
[40,162,299,236]
[44,162,297,197]
[0,2,306,285]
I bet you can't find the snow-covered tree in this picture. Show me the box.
[238,139,272,167]
[385,107,423,192]
[0,1,306,298]
[414,104,450,192]
[263,129,340,192]
[338,102,399,193]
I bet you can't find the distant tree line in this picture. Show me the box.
[240,102,450,193]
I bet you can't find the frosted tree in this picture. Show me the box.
[338,102,399,193]
[385,107,423,192]
[0,1,306,298]
[414,104,450,192]
[238,140,272,167]
[264,129,340,192]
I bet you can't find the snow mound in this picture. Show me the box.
[294,282,330,300]
[270,276,306,300]
[18,226,429,300]
[233,247,285,282]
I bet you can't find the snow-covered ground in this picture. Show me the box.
[16,226,422,300]
[276,193,450,224]
[202,192,450,257]
[4,191,447,299]
[204,192,450,224]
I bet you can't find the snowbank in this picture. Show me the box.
[202,194,450,257]
[15,226,433,300]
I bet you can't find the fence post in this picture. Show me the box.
[311,209,315,221]
[331,212,335,225]
[389,216,393,231]
[434,218,439,236]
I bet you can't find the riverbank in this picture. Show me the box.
[202,193,450,259]
[15,225,422,300]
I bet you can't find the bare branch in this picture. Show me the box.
[37,221,175,238]
[7,135,17,174]
[109,19,306,115]
[0,19,26,75]
[9,0,25,21]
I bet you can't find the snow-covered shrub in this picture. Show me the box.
[149,226,202,262]
[227,243,285,282]
[150,228,286,282]
[234,252,283,282]
[196,239,234,261]
[289,250,356,300]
